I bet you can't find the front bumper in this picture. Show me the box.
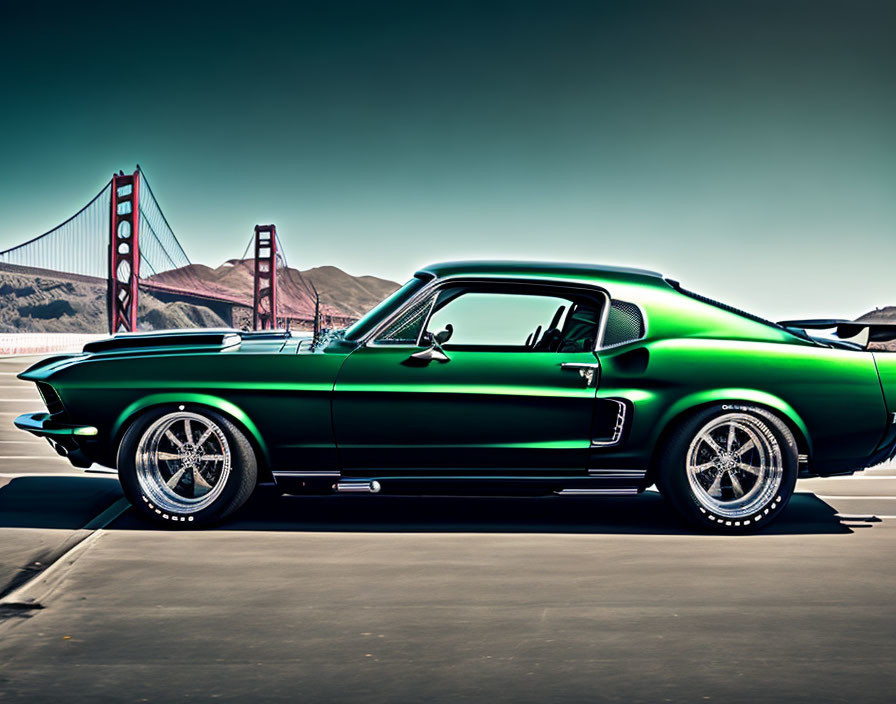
[14,412,98,468]
[14,412,98,437]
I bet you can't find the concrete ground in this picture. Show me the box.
[0,354,894,703]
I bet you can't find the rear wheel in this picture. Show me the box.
[656,405,798,532]
[117,408,257,527]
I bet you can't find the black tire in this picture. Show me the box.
[117,407,258,527]
[656,404,798,533]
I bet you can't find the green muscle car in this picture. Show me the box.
[14,261,896,531]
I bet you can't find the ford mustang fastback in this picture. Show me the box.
[14,261,896,531]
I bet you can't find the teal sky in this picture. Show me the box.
[0,0,894,320]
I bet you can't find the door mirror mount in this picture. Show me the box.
[405,345,450,365]
[409,346,450,363]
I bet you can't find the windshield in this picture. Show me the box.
[342,274,432,342]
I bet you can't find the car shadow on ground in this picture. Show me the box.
[112,489,853,535]
[0,475,123,530]
[0,475,854,535]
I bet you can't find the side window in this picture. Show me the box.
[425,292,567,347]
[419,288,603,352]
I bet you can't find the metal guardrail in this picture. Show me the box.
[0,333,105,356]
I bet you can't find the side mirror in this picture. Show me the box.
[405,324,452,365]
[435,324,454,345]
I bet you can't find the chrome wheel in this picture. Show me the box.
[685,412,783,519]
[134,412,232,515]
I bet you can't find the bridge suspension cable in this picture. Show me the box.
[0,166,350,333]
[0,180,112,279]
[136,167,192,277]
[0,167,193,283]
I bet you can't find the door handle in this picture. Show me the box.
[561,362,600,387]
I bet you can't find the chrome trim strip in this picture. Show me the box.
[587,468,646,478]
[273,470,342,478]
[556,488,638,496]
[797,454,809,463]
[594,291,612,351]
[336,480,381,493]
[591,399,628,447]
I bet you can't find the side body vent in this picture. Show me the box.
[602,300,645,348]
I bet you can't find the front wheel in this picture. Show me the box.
[656,405,798,533]
[117,408,258,527]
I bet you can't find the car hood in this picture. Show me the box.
[18,329,313,381]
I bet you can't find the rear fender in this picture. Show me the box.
[654,387,811,455]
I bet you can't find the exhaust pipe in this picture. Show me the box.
[335,480,381,494]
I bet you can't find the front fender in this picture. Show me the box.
[655,387,812,455]
[111,393,270,466]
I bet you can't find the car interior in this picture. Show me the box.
[418,283,606,353]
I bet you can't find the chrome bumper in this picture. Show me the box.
[14,412,98,437]
[14,413,98,468]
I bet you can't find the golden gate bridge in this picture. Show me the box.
[0,167,347,334]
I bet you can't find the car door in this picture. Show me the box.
[332,280,606,473]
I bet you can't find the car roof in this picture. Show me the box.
[415,260,669,288]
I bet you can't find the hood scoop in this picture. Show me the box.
[83,329,243,355]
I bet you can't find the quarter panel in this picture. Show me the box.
[596,338,887,470]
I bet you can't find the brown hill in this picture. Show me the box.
[147,261,398,321]
[0,261,398,333]
[858,306,896,323]
[298,265,401,318]
[0,265,228,333]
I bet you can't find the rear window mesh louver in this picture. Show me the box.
[602,300,645,348]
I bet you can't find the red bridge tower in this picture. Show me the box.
[109,170,140,333]
[252,224,279,329]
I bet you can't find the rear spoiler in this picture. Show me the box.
[777,319,896,348]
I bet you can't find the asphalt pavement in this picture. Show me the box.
[0,354,894,703]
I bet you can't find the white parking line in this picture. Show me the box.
[816,495,896,500]
[0,455,67,460]
[0,472,96,478]
[803,476,896,481]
